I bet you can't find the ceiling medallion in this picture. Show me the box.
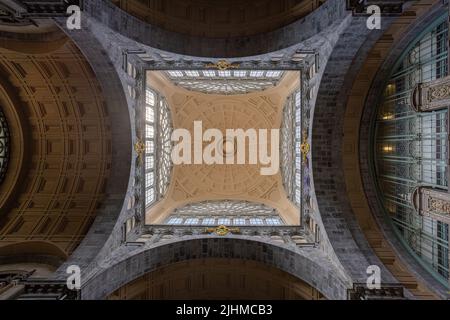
[134,139,146,165]
[205,225,240,236]
[205,60,240,71]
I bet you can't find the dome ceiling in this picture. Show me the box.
[111,0,324,38]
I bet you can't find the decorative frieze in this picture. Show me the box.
[412,186,450,225]
[411,75,450,112]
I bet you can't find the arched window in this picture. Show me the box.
[281,89,302,207]
[374,17,449,283]
[0,108,10,185]
[144,88,173,207]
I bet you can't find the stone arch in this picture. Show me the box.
[81,237,350,299]
[83,0,346,57]
[107,258,325,300]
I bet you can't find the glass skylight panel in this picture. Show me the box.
[250,218,264,225]
[250,71,264,77]
[203,70,216,77]
[146,107,154,123]
[145,188,154,205]
[295,107,301,124]
[295,126,301,139]
[165,201,284,227]
[233,218,246,225]
[146,140,154,154]
[146,90,155,105]
[295,157,301,171]
[144,87,173,208]
[201,218,215,225]
[145,172,154,187]
[145,156,154,170]
[165,70,286,94]
[233,70,247,77]
[167,217,183,225]
[266,71,282,78]
[218,70,231,77]
[167,71,183,77]
[184,218,199,225]
[295,91,301,107]
[146,125,154,139]
[185,70,200,77]
[265,218,282,225]
[217,218,230,225]
[295,189,301,205]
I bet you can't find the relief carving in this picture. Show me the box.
[411,75,450,112]
[412,186,450,225]
[429,198,450,214]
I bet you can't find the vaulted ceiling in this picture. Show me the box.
[146,71,300,224]
[0,31,112,261]
[111,0,325,38]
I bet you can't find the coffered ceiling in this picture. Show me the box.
[0,34,112,260]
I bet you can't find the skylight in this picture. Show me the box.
[164,70,285,95]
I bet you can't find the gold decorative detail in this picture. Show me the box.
[134,139,146,164]
[205,60,239,71]
[205,225,240,236]
[300,130,310,163]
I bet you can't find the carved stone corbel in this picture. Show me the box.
[412,186,450,225]
[411,75,450,112]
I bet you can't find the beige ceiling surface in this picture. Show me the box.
[146,71,300,224]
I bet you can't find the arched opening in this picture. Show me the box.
[373,14,449,285]
[107,258,325,300]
